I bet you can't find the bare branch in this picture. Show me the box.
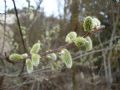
[12,0,27,52]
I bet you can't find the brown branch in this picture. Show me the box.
[40,26,105,57]
[12,0,28,75]
[83,25,105,37]
[12,0,27,52]
[40,43,70,56]
[5,53,15,65]
[0,53,15,65]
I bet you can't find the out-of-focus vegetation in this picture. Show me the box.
[0,0,120,90]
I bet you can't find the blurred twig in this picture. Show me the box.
[106,2,119,88]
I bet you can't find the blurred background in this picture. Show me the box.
[0,0,120,90]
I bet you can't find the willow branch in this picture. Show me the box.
[41,26,105,56]
[0,26,105,67]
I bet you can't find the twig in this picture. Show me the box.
[40,43,70,56]
[40,26,105,57]
[106,4,119,88]
[12,0,27,52]
[83,25,105,37]
[12,0,27,75]
[28,0,43,44]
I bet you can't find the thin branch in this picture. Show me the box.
[28,0,43,43]
[40,43,70,56]
[12,0,28,75]
[12,0,27,52]
[106,3,119,88]
[40,26,105,56]
[73,46,115,61]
